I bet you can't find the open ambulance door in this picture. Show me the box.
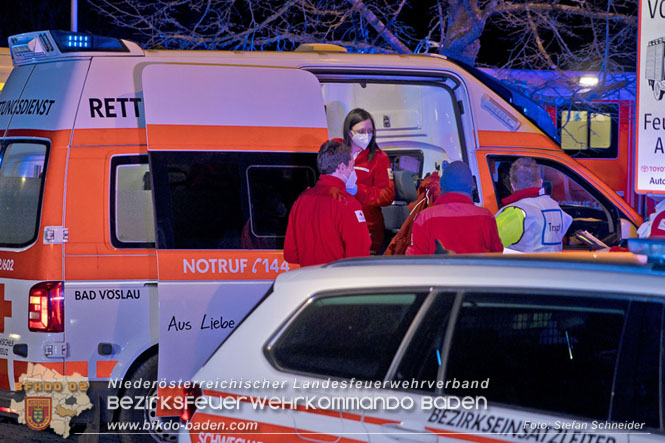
[142,63,328,390]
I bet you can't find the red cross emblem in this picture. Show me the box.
[0,284,11,333]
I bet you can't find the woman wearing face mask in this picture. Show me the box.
[343,108,396,254]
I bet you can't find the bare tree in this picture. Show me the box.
[89,0,637,101]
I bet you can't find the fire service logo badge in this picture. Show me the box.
[25,397,52,431]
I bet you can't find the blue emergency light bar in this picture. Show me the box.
[8,30,129,65]
[627,238,665,266]
[50,31,128,53]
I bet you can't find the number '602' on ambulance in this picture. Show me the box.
[0,30,641,440]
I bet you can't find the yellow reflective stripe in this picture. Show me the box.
[496,206,526,247]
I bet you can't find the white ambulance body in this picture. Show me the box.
[0,30,641,440]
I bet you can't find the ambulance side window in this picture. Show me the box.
[149,152,317,250]
[111,156,155,248]
[268,292,428,380]
[0,141,48,247]
[246,165,316,249]
[444,292,628,420]
[488,156,618,247]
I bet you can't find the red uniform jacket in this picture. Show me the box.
[354,148,395,254]
[650,211,665,237]
[406,192,503,255]
[284,175,371,266]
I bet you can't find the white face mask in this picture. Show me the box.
[345,169,357,188]
[352,132,371,150]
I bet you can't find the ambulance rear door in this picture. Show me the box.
[0,57,89,388]
[142,63,328,385]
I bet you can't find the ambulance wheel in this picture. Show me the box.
[118,354,179,443]
[655,83,664,101]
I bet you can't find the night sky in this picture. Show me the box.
[0,0,638,70]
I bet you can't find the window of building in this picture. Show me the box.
[269,292,428,380]
[111,155,155,248]
[0,140,49,247]
[558,104,619,159]
[444,292,628,420]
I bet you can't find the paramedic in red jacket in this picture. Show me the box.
[343,108,395,254]
[407,161,503,255]
[284,139,371,266]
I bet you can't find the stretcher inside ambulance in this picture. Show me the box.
[0,30,641,441]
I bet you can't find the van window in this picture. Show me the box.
[149,152,317,249]
[0,141,48,247]
[247,166,316,241]
[111,156,155,248]
[559,104,618,159]
[445,292,628,420]
[488,156,618,247]
[610,302,661,428]
[269,292,428,380]
[392,293,455,392]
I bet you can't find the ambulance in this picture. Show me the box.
[0,30,641,441]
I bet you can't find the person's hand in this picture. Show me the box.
[347,185,358,195]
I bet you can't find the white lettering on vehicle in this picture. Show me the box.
[0,259,14,272]
[182,258,289,275]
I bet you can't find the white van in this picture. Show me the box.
[0,30,642,441]
[180,242,664,443]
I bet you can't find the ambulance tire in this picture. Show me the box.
[118,354,179,443]
[655,83,664,101]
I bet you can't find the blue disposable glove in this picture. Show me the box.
[346,185,358,195]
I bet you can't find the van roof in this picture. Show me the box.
[7,30,560,144]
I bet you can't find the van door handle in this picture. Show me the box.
[379,423,438,442]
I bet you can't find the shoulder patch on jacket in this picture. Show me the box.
[355,210,366,223]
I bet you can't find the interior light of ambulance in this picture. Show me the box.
[28,282,64,332]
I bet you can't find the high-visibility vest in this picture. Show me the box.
[496,194,573,252]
